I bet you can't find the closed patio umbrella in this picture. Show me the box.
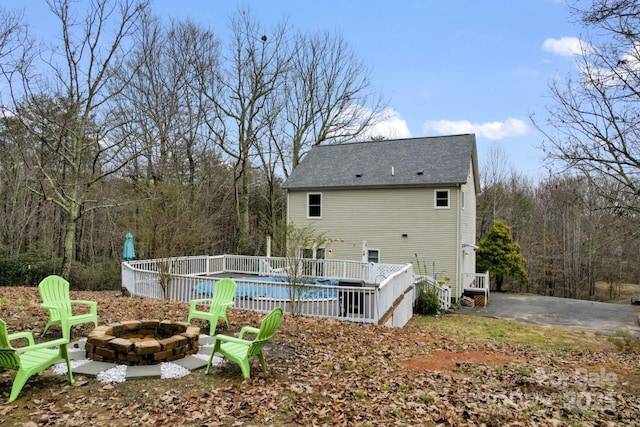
[122,232,136,261]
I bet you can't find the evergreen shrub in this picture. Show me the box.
[414,280,441,315]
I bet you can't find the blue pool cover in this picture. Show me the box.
[193,277,339,300]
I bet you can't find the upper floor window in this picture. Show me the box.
[307,193,322,218]
[434,190,450,209]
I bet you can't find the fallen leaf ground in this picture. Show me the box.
[1,287,639,426]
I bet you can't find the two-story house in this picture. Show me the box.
[281,134,480,301]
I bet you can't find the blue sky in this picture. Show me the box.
[5,0,585,181]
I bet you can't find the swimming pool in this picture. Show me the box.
[193,277,339,300]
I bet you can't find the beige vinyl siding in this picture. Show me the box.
[461,159,477,274]
[288,187,459,285]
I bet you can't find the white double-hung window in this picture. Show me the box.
[307,193,322,218]
[434,189,450,209]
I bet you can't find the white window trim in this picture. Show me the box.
[301,247,326,259]
[434,189,450,209]
[307,192,322,219]
[367,249,380,263]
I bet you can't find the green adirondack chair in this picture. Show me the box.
[0,318,75,402]
[205,307,283,378]
[188,278,237,335]
[39,275,98,338]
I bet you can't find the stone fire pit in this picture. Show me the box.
[85,320,200,366]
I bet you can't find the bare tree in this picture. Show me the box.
[534,0,640,216]
[477,145,535,242]
[282,31,388,175]
[116,15,220,185]
[0,7,26,71]
[0,0,149,278]
[0,4,394,287]
[0,115,40,257]
[280,223,341,316]
[515,172,640,299]
[112,14,237,260]
[477,145,510,237]
[204,11,389,254]
[0,7,29,251]
[203,9,292,254]
[254,114,287,251]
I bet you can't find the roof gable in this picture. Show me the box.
[282,134,479,190]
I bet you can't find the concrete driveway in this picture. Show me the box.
[463,293,640,337]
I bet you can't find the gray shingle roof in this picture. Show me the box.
[282,134,478,190]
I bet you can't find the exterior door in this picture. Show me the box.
[302,248,325,276]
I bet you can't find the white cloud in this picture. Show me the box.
[362,109,412,140]
[542,37,592,57]
[618,43,640,73]
[422,118,530,140]
[0,107,15,118]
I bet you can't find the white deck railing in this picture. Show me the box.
[377,264,415,327]
[463,271,490,298]
[121,255,414,327]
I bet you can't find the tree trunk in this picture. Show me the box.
[61,203,81,279]
[238,155,250,254]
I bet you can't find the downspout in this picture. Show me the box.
[286,191,290,224]
[285,191,290,256]
[456,184,461,301]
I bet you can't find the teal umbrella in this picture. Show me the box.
[122,232,136,261]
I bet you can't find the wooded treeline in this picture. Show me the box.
[477,148,639,300]
[0,0,385,286]
[0,0,638,300]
